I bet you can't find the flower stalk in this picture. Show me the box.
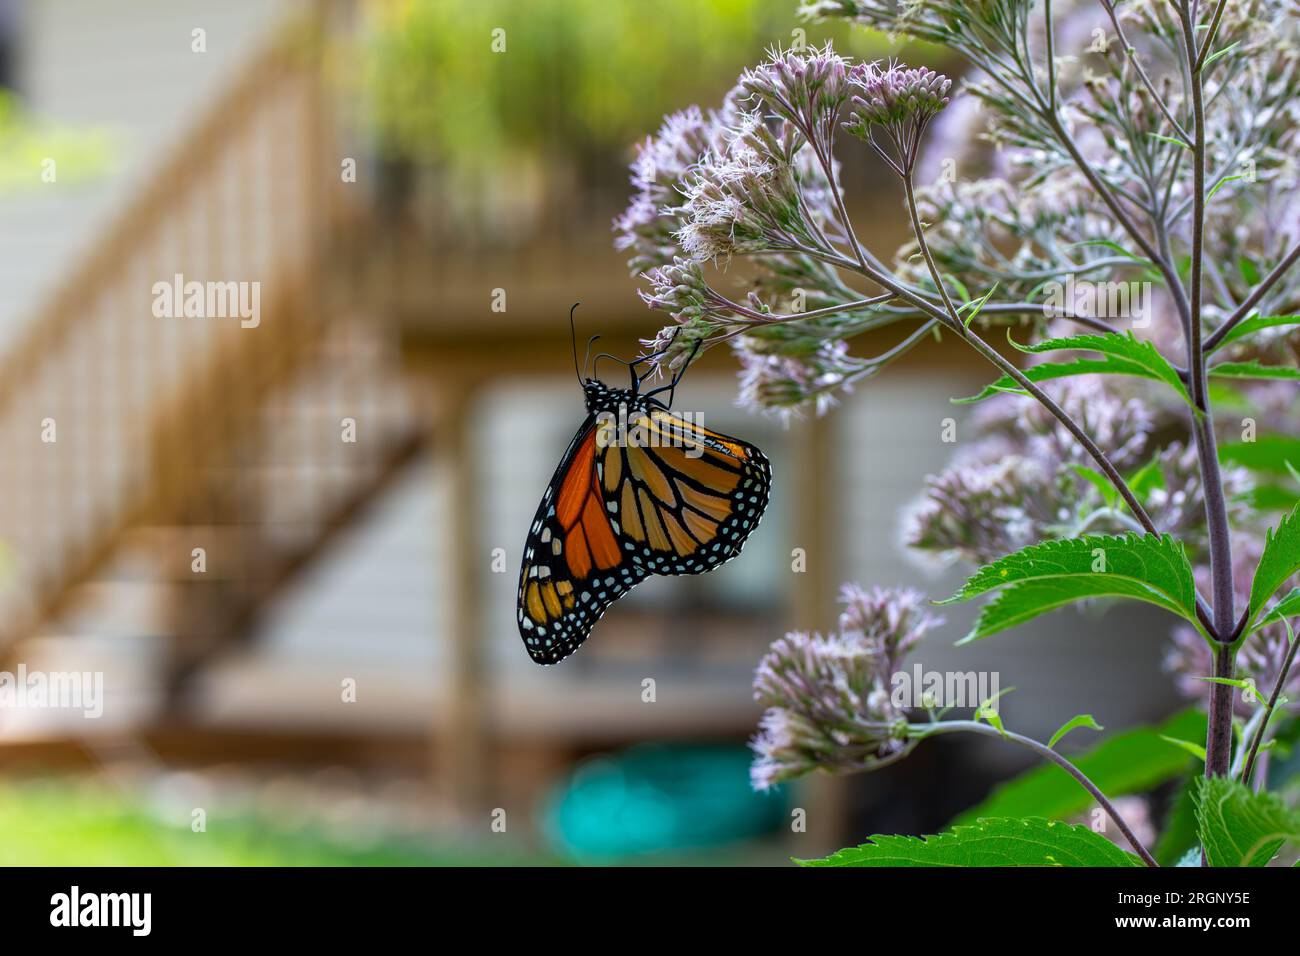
[909,720,1159,867]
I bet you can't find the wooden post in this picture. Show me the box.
[439,375,491,821]
[790,410,849,852]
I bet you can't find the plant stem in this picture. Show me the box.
[911,720,1159,866]
[900,175,1166,542]
[1098,0,1191,142]
[1240,627,1300,787]
[1180,0,1237,783]
[1192,0,1230,73]
[1040,109,1191,330]
[1205,644,1235,777]
[1043,0,1058,114]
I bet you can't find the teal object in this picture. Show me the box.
[544,744,787,858]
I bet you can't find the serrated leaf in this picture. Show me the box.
[1048,714,1103,749]
[954,332,1190,406]
[1195,776,1300,867]
[1209,314,1300,352]
[1209,360,1300,381]
[953,710,1206,827]
[942,533,1201,643]
[799,817,1143,867]
[1247,505,1300,626]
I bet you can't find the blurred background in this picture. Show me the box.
[0,0,1186,865]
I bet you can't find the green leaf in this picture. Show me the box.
[952,709,1206,826]
[1071,238,1150,263]
[1154,778,1201,866]
[1195,676,1257,693]
[1158,735,1207,763]
[954,332,1190,406]
[977,706,1007,736]
[1254,587,1300,631]
[1221,434,1300,475]
[1202,40,1241,69]
[799,817,1143,867]
[1048,714,1103,749]
[1148,131,1191,150]
[1070,464,1119,508]
[1195,776,1300,867]
[1242,483,1300,513]
[959,281,999,329]
[1206,173,1246,204]
[1127,455,1166,500]
[1209,360,1300,381]
[1209,314,1300,352]
[1247,505,1300,627]
[1208,380,1253,410]
[941,533,1202,644]
[942,272,971,304]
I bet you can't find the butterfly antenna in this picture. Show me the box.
[590,350,634,384]
[582,335,600,380]
[568,302,583,386]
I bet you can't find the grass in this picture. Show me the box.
[0,781,559,867]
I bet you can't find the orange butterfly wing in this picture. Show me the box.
[518,418,649,664]
[595,407,769,575]
[518,399,771,665]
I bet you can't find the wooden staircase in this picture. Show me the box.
[0,5,425,704]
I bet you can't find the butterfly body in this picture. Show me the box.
[517,378,771,665]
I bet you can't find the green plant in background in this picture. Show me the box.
[352,0,909,187]
[0,91,113,193]
[618,0,1300,866]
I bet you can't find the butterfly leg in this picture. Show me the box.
[643,335,702,407]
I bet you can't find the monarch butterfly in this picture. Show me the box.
[517,307,772,665]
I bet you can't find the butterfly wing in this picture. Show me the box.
[517,401,771,665]
[594,406,771,576]
[517,415,650,665]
